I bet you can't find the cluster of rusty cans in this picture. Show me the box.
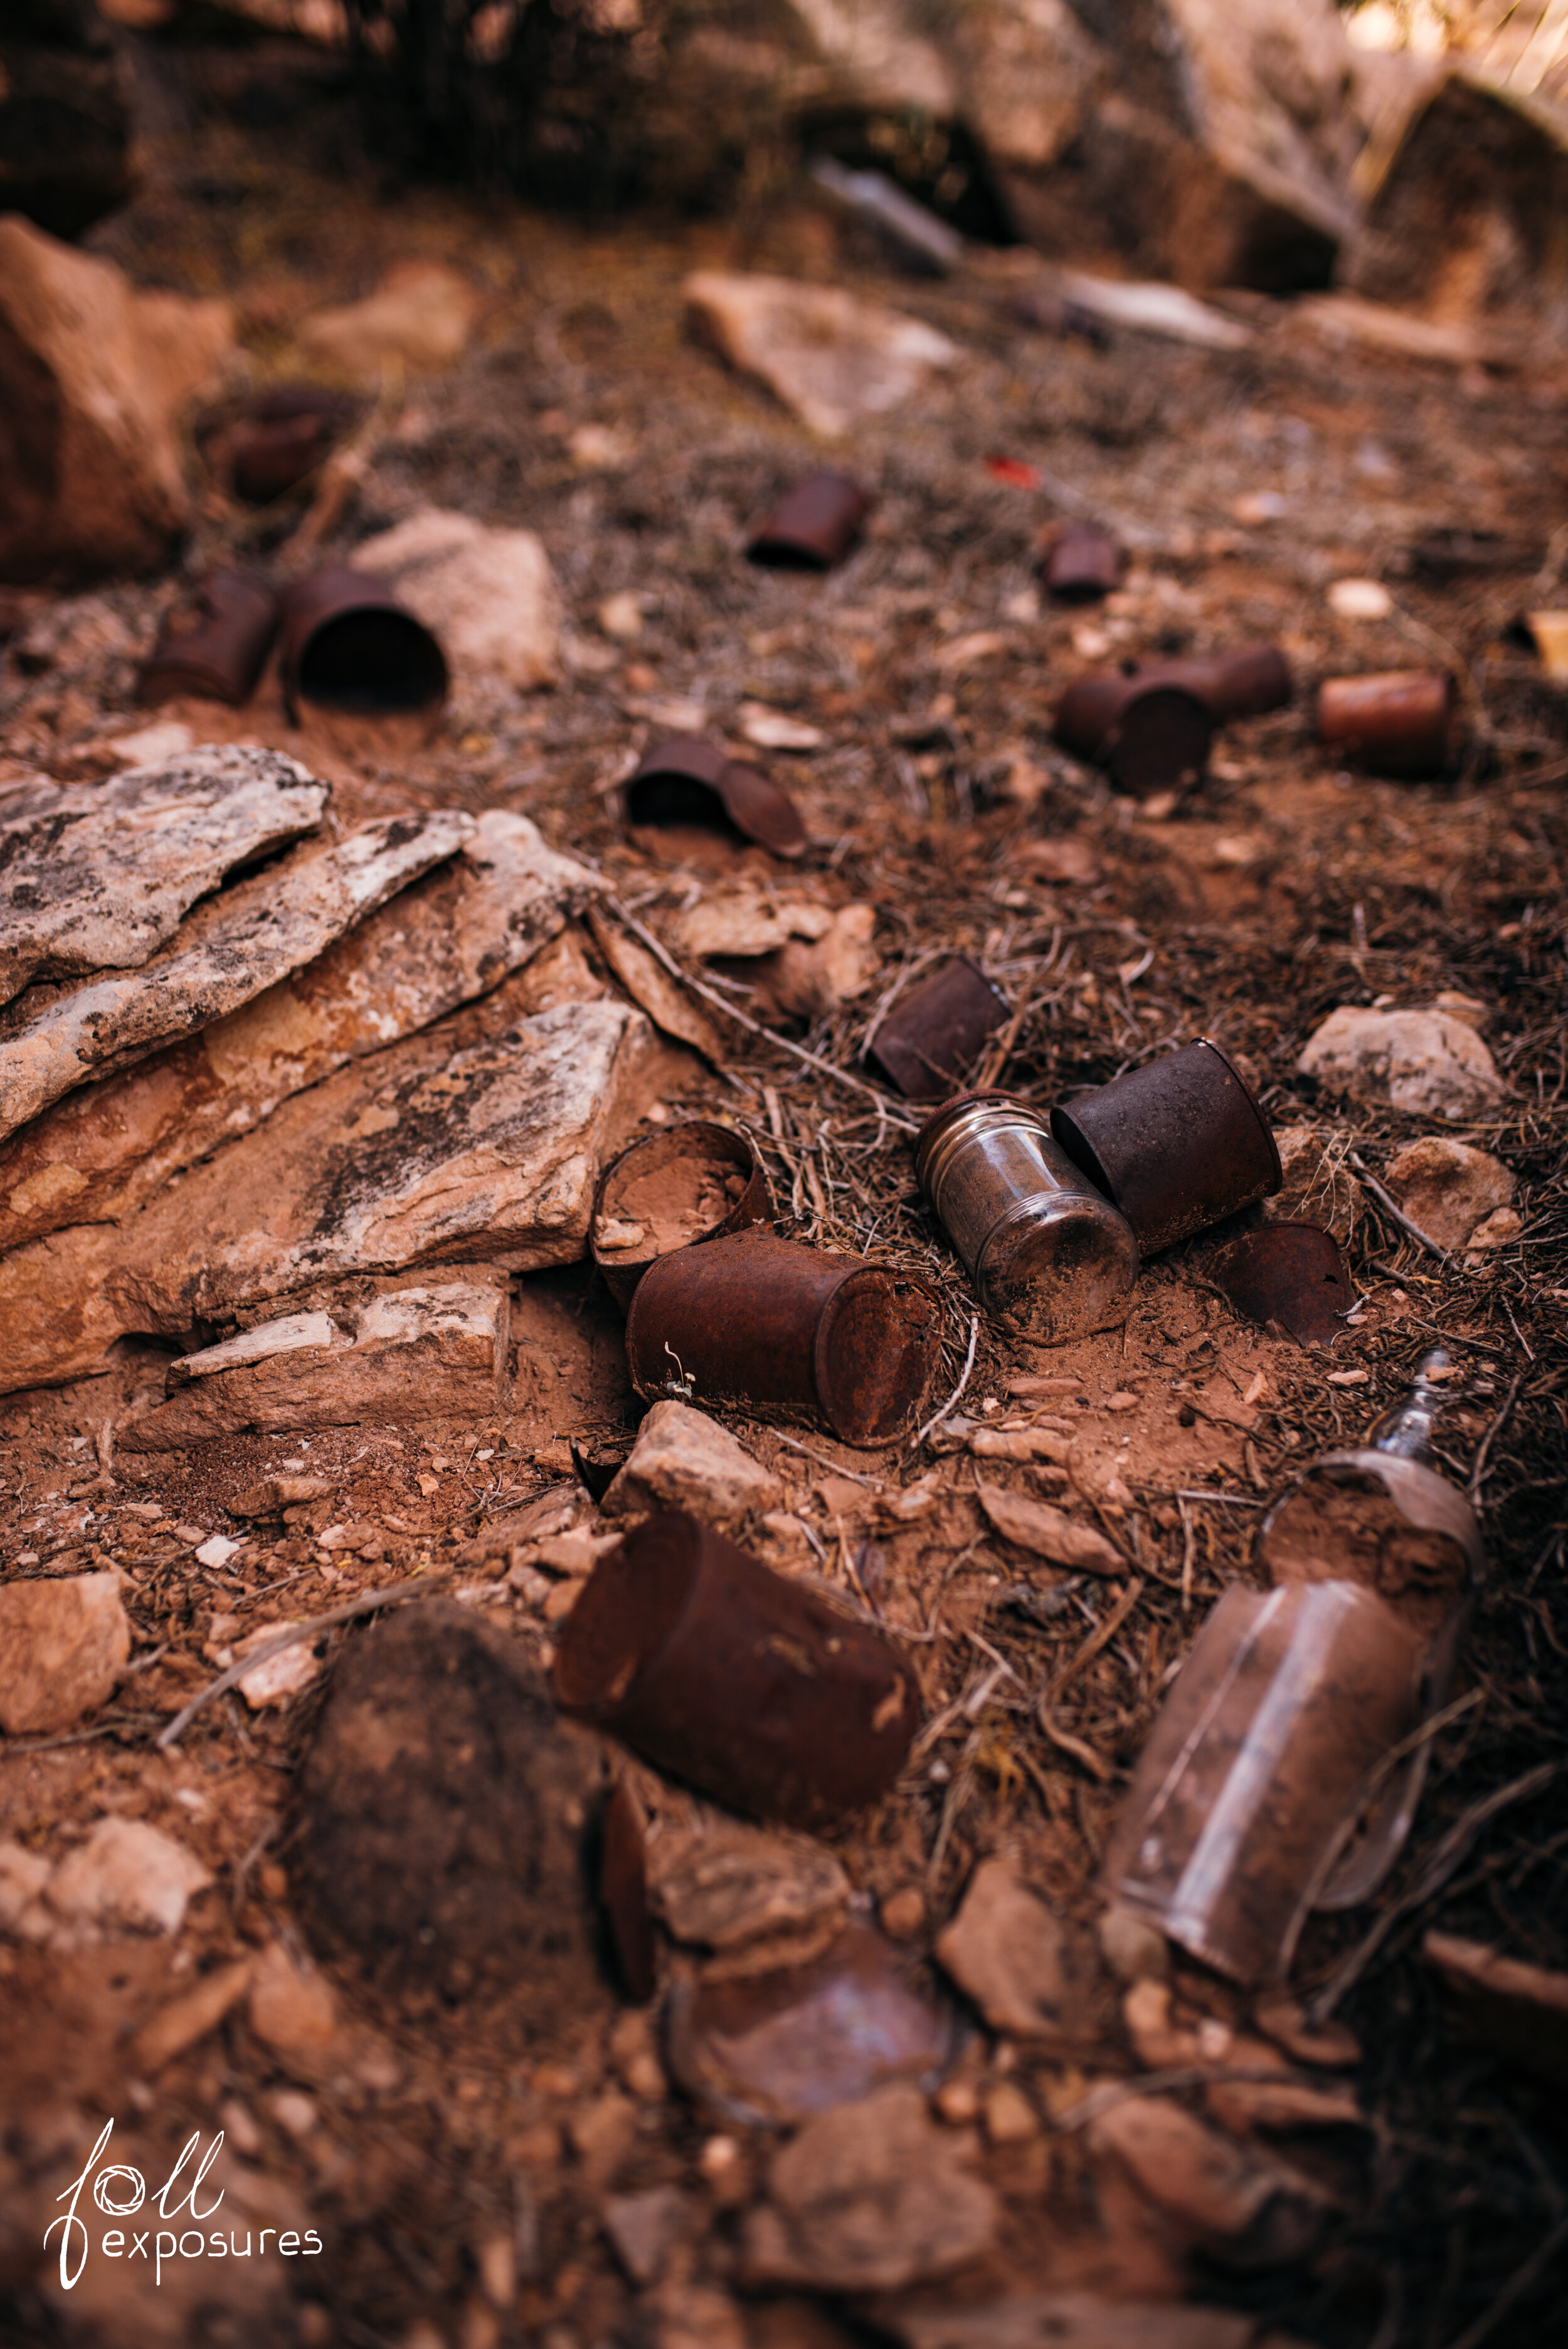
[913,1037,1283,1344]
[137,563,448,720]
[1101,1350,1483,1983]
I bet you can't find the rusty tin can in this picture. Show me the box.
[865,957,1010,1099]
[591,1120,775,1309]
[553,1512,921,1828]
[221,384,361,504]
[1051,1037,1281,1255]
[1053,675,1214,798]
[1137,642,1292,721]
[746,470,873,569]
[914,1092,1139,1343]
[1317,670,1453,778]
[1212,1221,1355,1349]
[626,733,807,859]
[623,1231,942,1447]
[136,569,278,708]
[277,566,448,719]
[1041,520,1123,600]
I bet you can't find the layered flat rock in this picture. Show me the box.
[600,1401,782,1525]
[684,270,958,438]
[0,804,474,1142]
[121,1281,512,1450]
[0,812,596,1251]
[0,744,327,1004]
[0,997,654,1391]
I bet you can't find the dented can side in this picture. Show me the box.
[1051,1036,1281,1254]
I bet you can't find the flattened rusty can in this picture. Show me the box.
[914,1092,1139,1343]
[553,1512,921,1828]
[1212,1221,1355,1348]
[865,957,1009,1099]
[277,566,448,719]
[1053,675,1214,798]
[1051,1037,1281,1254]
[623,1231,942,1447]
[592,1120,775,1308]
[746,470,872,569]
[625,732,807,858]
[1041,520,1123,600]
[1317,669,1453,778]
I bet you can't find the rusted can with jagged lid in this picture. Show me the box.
[914,1091,1139,1344]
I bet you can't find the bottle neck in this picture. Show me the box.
[1371,1347,1451,1461]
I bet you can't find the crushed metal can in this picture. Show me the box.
[136,569,278,708]
[1041,520,1124,600]
[553,1510,921,1828]
[746,469,873,570]
[865,957,1010,1100]
[592,1120,774,1309]
[625,732,807,859]
[1101,1350,1480,1983]
[1318,669,1454,778]
[1051,1037,1281,1254]
[1053,674,1214,799]
[1212,1221,1356,1348]
[277,566,448,719]
[624,1230,943,1447]
[914,1091,1139,1343]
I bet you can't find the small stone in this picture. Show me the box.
[1262,1125,1359,1241]
[975,1485,1121,1576]
[881,1885,926,1942]
[600,1400,782,1524]
[296,259,478,379]
[568,2093,638,2190]
[649,1821,850,1951]
[598,590,644,640]
[1251,1992,1360,2071]
[684,270,958,438]
[933,2077,980,2125]
[1297,1005,1505,1121]
[1091,2094,1323,2262]
[1467,1206,1522,1253]
[129,1959,253,2075]
[601,2184,689,2285]
[352,507,560,692]
[268,2089,318,2140]
[935,1856,1079,2042]
[1097,1902,1170,1985]
[0,1838,53,1934]
[248,1940,342,2079]
[1327,577,1392,618]
[610,2008,667,2100]
[1384,1137,1515,1253]
[46,1818,210,1941]
[982,2080,1040,2145]
[742,2082,998,2291]
[698,2134,748,2207]
[195,1534,241,1569]
[0,1570,130,1735]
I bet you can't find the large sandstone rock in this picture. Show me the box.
[295,259,479,380]
[1296,1005,1507,1121]
[0,744,327,1004]
[0,214,234,581]
[352,508,561,692]
[0,1569,130,1735]
[743,2082,997,2290]
[0,803,472,1140]
[120,1281,512,1450]
[0,810,591,1251]
[685,270,958,438]
[0,996,654,1391]
[600,1400,783,1525]
[1383,1137,1517,1252]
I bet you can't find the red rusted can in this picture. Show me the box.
[865,957,1010,1099]
[1051,1037,1281,1254]
[1138,642,1292,721]
[277,566,448,719]
[553,1512,921,1828]
[1318,670,1453,778]
[1041,520,1123,600]
[623,1230,942,1447]
[746,470,873,569]
[591,1120,775,1308]
[136,570,278,708]
[1053,675,1214,798]
[218,384,361,504]
[626,733,807,859]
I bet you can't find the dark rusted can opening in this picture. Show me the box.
[591,1120,775,1308]
[625,733,807,859]
[278,566,448,718]
[746,470,873,570]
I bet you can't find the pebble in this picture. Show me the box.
[0,1569,130,1736]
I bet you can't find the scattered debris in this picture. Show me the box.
[976,1485,1123,1575]
[866,956,1010,1098]
[1211,1222,1357,1347]
[746,467,875,568]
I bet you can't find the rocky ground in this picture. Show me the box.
[1,36,1566,2349]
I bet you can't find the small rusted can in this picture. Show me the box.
[1212,1221,1355,1349]
[277,566,448,719]
[1041,520,1123,600]
[1053,674,1214,798]
[623,1230,942,1447]
[553,1512,921,1828]
[746,470,873,570]
[592,1120,774,1308]
[865,957,1009,1099]
[1051,1037,1281,1254]
[1138,642,1292,721]
[136,570,278,708]
[625,733,807,859]
[914,1092,1139,1343]
[1318,670,1453,778]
